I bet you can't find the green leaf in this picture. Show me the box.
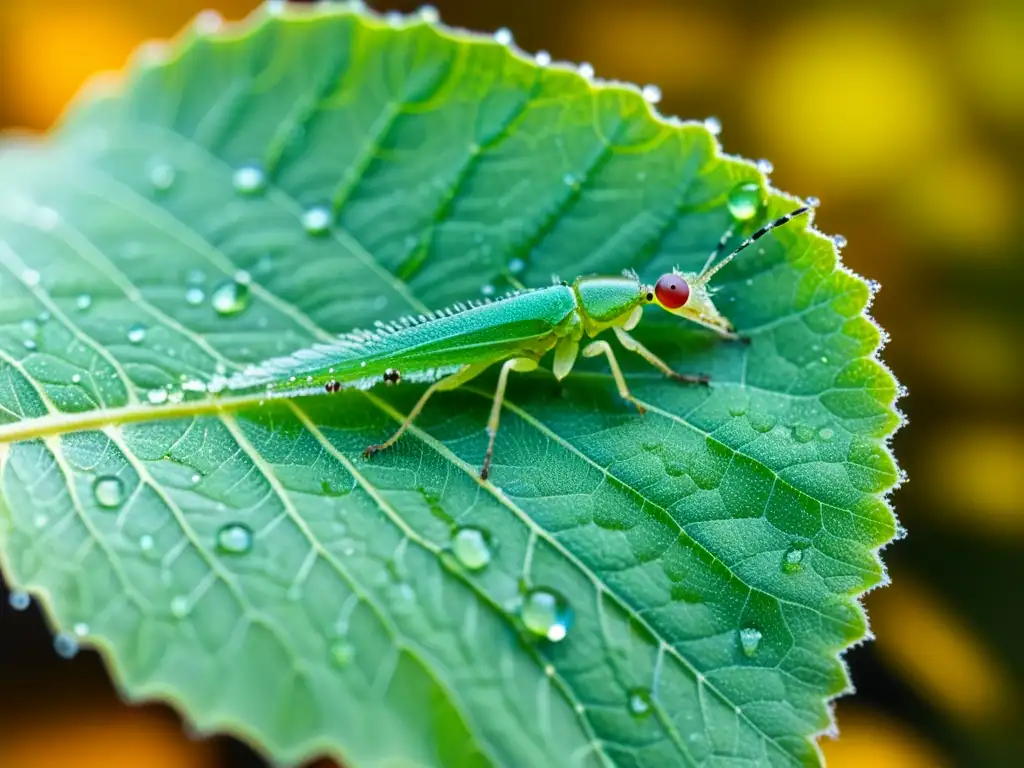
[0,5,901,767]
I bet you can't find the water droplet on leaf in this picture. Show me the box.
[54,632,80,659]
[233,164,266,195]
[627,688,653,718]
[739,627,762,657]
[727,181,764,222]
[330,641,355,668]
[147,389,169,405]
[211,279,251,316]
[216,523,254,555]
[302,206,332,235]
[507,258,525,275]
[535,50,551,67]
[148,161,175,191]
[493,27,513,45]
[792,425,815,443]
[73,622,89,637]
[451,527,493,571]
[782,542,810,573]
[8,591,30,611]
[185,287,205,305]
[127,324,146,344]
[832,234,848,249]
[170,596,189,618]
[93,476,124,509]
[139,534,155,552]
[641,84,662,104]
[520,588,572,642]
[756,158,774,174]
[704,116,722,135]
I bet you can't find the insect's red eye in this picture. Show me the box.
[654,274,690,309]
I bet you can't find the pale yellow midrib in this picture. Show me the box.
[0,394,269,445]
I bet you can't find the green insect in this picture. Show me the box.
[223,207,809,479]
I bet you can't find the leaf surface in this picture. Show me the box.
[0,6,901,767]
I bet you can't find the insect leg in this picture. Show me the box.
[364,363,490,458]
[481,357,539,480]
[582,340,646,414]
[612,327,710,385]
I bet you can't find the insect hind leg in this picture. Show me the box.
[481,357,539,480]
[364,363,489,459]
[582,340,646,414]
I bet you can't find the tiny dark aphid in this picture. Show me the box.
[384,368,401,385]
[324,380,341,393]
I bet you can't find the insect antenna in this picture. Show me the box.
[696,206,810,286]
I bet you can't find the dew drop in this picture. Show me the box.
[22,269,40,287]
[148,161,175,191]
[493,27,513,45]
[139,534,155,552]
[451,527,493,571]
[92,475,124,509]
[627,688,653,718]
[578,62,595,80]
[806,195,820,208]
[563,172,580,190]
[233,164,266,195]
[185,286,205,305]
[418,5,439,23]
[832,234,848,249]
[71,373,82,384]
[127,324,147,344]
[73,622,89,637]
[756,158,774,175]
[507,258,526,275]
[330,641,355,668]
[34,514,48,529]
[665,460,687,477]
[302,206,332,235]
[739,627,762,657]
[727,181,764,222]
[74,294,92,312]
[170,596,189,618]
[520,588,572,642]
[704,116,722,135]
[792,425,815,444]
[535,50,551,67]
[20,318,38,338]
[23,339,37,351]
[480,284,495,297]
[193,10,223,34]
[211,278,251,316]
[216,523,254,555]
[641,84,662,104]
[191,473,202,484]
[53,632,80,659]
[147,389,169,405]
[8,591,30,611]
[782,542,810,574]
[819,427,835,441]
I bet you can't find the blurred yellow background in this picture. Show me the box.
[1,0,1021,766]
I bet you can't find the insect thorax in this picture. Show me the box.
[573,275,647,333]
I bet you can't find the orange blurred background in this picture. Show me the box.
[1,1,1022,766]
